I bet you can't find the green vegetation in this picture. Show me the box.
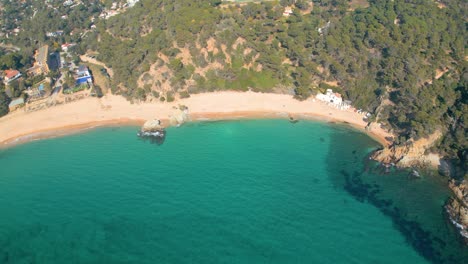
[0,0,466,165]
[0,88,11,116]
[63,84,88,94]
[94,0,467,164]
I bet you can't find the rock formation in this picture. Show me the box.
[169,105,189,126]
[138,119,166,142]
[141,119,163,132]
[446,180,468,243]
[371,131,442,167]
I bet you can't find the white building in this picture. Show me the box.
[61,43,76,52]
[127,0,140,8]
[283,7,293,17]
[317,89,342,104]
[316,89,352,110]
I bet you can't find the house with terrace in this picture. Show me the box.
[27,45,50,76]
[75,65,92,86]
[316,89,352,110]
[3,69,22,84]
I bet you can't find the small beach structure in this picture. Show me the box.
[316,89,352,110]
[316,89,342,105]
[61,43,76,52]
[8,98,24,111]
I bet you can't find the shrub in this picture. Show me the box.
[166,92,175,102]
[179,91,190,98]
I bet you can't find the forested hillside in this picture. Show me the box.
[90,0,466,164]
[0,0,466,165]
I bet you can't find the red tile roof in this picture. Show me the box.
[4,69,20,79]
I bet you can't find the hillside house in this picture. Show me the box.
[27,45,50,76]
[27,84,46,99]
[3,69,22,84]
[46,31,64,38]
[283,7,293,17]
[75,65,92,85]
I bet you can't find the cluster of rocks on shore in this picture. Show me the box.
[370,130,468,243]
[371,131,442,168]
[137,105,190,144]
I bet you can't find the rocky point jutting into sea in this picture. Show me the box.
[371,131,442,168]
[446,180,468,244]
[372,130,468,243]
[137,105,190,144]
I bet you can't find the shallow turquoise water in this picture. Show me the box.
[0,120,466,263]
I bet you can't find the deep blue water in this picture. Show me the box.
[0,120,466,263]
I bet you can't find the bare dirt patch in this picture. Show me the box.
[206,37,220,55]
[348,0,369,11]
[175,45,194,65]
[323,81,339,87]
[232,37,246,50]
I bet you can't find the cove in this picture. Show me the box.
[0,120,466,263]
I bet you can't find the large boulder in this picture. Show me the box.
[141,119,163,132]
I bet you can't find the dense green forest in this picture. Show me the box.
[92,0,466,163]
[0,0,466,166]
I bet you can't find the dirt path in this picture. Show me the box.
[80,55,114,78]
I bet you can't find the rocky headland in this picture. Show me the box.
[446,180,468,243]
[371,131,442,168]
[139,119,165,137]
[372,130,468,242]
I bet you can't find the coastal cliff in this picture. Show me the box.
[372,130,468,243]
[371,131,442,168]
[446,180,468,243]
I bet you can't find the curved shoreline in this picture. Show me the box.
[0,92,392,149]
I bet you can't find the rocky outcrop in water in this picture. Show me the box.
[371,131,442,168]
[138,119,166,144]
[446,180,468,243]
[141,119,163,132]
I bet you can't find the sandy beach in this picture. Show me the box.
[0,91,393,147]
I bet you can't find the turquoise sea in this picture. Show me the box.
[0,120,466,263]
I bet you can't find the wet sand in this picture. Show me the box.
[0,91,393,148]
